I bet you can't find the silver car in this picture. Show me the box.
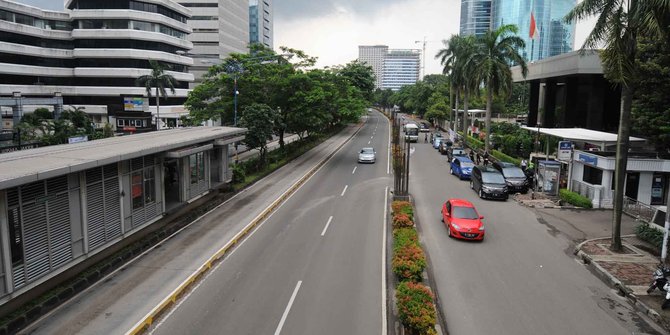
[358,147,376,163]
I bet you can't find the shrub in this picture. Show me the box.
[396,282,437,334]
[559,189,593,208]
[232,164,246,184]
[392,243,426,282]
[392,201,413,218]
[635,224,666,250]
[491,150,522,166]
[393,228,419,252]
[393,212,415,229]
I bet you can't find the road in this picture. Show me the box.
[408,132,664,335]
[149,111,391,334]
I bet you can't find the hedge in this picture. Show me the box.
[393,228,419,252]
[559,189,593,208]
[392,200,414,218]
[635,224,666,250]
[392,243,426,282]
[393,212,415,229]
[459,132,522,166]
[396,282,437,335]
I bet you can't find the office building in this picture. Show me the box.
[178,0,249,86]
[381,49,421,91]
[249,0,272,48]
[0,0,194,132]
[358,45,388,89]
[492,0,576,61]
[459,0,492,36]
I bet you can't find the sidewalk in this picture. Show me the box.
[576,235,670,331]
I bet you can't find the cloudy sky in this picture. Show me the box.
[16,0,595,75]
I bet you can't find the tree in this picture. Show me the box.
[470,24,528,153]
[565,0,670,251]
[136,60,178,131]
[334,60,375,102]
[239,103,276,167]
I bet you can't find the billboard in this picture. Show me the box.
[124,97,146,111]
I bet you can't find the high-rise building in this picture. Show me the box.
[249,0,272,48]
[178,0,249,86]
[381,49,421,91]
[0,0,194,132]
[492,0,575,61]
[459,0,492,36]
[358,45,387,89]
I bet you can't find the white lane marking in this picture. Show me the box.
[371,136,374,139]
[321,216,334,236]
[382,187,388,334]
[274,281,303,335]
[352,166,357,174]
[386,115,391,175]
[368,141,371,144]
[340,185,348,197]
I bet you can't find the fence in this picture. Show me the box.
[623,196,659,224]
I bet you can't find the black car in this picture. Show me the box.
[492,162,529,193]
[470,165,508,200]
[438,140,453,154]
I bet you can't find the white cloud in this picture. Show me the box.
[275,0,461,75]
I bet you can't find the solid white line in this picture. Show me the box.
[387,115,391,175]
[340,185,348,197]
[321,216,334,236]
[352,166,357,174]
[274,281,303,335]
[381,187,388,334]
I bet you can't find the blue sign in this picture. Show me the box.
[559,141,572,150]
[578,153,598,166]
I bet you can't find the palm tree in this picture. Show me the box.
[136,60,178,131]
[565,0,669,251]
[470,24,528,153]
[435,35,476,141]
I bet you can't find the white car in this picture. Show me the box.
[358,147,376,163]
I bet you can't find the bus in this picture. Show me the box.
[404,123,419,142]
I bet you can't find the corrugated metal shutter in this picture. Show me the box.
[87,164,121,251]
[22,200,49,282]
[48,192,72,269]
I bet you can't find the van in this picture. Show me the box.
[492,162,529,194]
[470,165,508,200]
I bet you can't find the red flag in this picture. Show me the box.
[529,11,539,39]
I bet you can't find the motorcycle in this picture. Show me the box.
[647,263,670,294]
[663,282,670,310]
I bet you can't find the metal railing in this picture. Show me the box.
[623,196,657,223]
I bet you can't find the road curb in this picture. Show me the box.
[126,123,366,335]
[575,237,669,331]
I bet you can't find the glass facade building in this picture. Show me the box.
[459,0,492,36]
[492,0,575,61]
[381,49,421,91]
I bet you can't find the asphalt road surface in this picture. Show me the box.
[149,111,391,335]
[409,134,664,335]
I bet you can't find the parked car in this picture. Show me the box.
[492,161,529,193]
[438,140,453,155]
[450,156,475,180]
[447,147,466,160]
[470,165,508,200]
[441,198,485,241]
[432,137,444,149]
[358,147,376,163]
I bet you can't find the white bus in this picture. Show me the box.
[404,123,419,142]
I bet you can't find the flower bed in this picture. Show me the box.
[391,200,437,334]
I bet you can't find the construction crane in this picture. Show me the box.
[414,37,440,80]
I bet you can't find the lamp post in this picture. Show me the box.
[533,122,541,197]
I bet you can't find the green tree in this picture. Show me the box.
[136,60,178,131]
[565,0,669,251]
[334,59,375,102]
[632,37,670,152]
[469,24,528,153]
[239,103,276,167]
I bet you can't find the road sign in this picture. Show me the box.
[557,141,572,162]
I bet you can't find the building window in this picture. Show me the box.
[190,152,205,185]
[131,167,155,210]
[582,165,603,185]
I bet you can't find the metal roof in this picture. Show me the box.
[511,50,603,82]
[520,127,646,144]
[0,127,246,189]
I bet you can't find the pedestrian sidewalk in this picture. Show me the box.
[576,235,670,331]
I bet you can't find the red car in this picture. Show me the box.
[441,199,485,241]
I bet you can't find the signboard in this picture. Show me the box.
[578,153,598,166]
[123,97,145,111]
[68,135,88,144]
[557,141,572,162]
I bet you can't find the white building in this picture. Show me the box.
[0,0,195,133]
[178,0,249,87]
[381,49,421,91]
[249,0,272,49]
[358,45,387,89]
